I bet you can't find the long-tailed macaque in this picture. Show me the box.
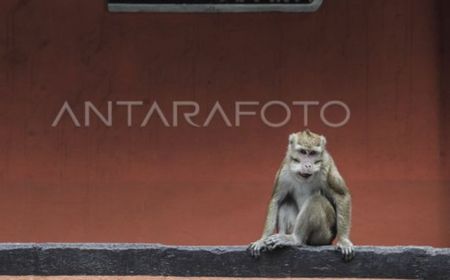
[248,130,354,261]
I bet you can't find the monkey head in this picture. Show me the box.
[287,129,326,181]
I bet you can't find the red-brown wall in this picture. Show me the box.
[0,0,448,246]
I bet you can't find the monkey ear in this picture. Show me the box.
[289,133,300,151]
[289,133,296,145]
[320,135,327,147]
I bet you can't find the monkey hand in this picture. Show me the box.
[264,234,299,251]
[336,237,354,262]
[248,239,267,258]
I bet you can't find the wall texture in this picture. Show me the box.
[0,0,448,246]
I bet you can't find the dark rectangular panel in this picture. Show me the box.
[107,0,323,13]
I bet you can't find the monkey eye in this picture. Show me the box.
[291,157,300,163]
[309,151,317,156]
[299,149,307,155]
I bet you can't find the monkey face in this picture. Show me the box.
[289,148,323,180]
[287,130,326,181]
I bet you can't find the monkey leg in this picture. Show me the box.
[264,200,298,250]
[277,199,298,234]
[294,193,336,246]
[265,194,336,250]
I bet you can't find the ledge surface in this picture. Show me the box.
[0,244,449,279]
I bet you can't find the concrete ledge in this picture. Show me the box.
[0,244,449,279]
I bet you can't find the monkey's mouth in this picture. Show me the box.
[299,173,312,179]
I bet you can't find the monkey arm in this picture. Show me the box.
[249,168,287,257]
[260,166,290,238]
[330,187,354,262]
[323,156,354,262]
[260,197,280,238]
[326,161,352,242]
[248,197,280,258]
[333,189,352,241]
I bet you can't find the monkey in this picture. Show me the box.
[248,129,354,261]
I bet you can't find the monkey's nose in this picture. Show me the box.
[304,163,313,169]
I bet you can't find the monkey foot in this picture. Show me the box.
[264,234,299,250]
